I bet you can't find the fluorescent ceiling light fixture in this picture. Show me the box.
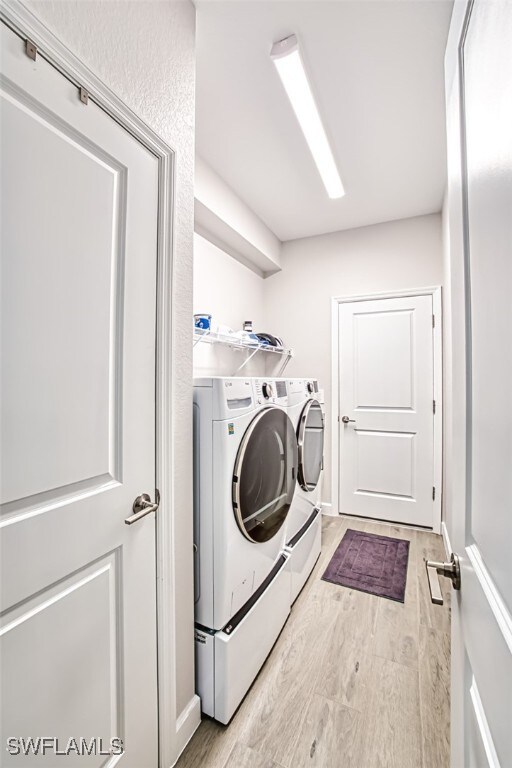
[270,34,345,199]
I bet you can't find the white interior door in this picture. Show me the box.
[338,294,436,527]
[446,1,512,765]
[0,23,159,766]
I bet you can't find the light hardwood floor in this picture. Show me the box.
[177,516,451,768]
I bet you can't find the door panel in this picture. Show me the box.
[2,554,120,766]
[1,83,124,507]
[461,1,512,761]
[354,310,414,409]
[0,23,159,766]
[464,3,512,614]
[339,294,435,527]
[355,431,415,499]
[466,675,499,768]
[446,1,512,764]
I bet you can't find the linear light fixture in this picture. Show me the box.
[270,34,345,199]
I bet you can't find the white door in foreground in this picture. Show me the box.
[338,294,435,527]
[0,22,159,766]
[446,1,512,765]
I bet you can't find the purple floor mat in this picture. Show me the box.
[321,528,410,602]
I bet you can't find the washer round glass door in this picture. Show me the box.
[232,407,298,543]
[297,399,324,492]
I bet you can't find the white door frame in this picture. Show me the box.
[0,2,199,765]
[331,286,443,533]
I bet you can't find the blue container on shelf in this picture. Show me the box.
[194,313,212,330]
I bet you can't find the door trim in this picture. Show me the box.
[0,2,200,765]
[330,286,443,533]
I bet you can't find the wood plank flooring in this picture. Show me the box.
[177,516,451,768]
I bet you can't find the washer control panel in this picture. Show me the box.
[254,379,274,404]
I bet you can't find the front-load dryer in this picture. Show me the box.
[285,378,325,603]
[193,376,296,723]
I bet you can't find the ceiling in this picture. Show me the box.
[195,0,453,242]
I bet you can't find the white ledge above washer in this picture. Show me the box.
[194,156,282,277]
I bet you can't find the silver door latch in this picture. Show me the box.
[125,490,160,525]
[341,415,356,424]
[425,553,461,605]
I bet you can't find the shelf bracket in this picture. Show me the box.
[234,346,260,374]
[193,328,211,347]
[275,352,293,376]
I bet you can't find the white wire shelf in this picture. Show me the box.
[193,328,293,374]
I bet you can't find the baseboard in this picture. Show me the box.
[339,512,431,533]
[173,694,201,765]
[441,521,452,559]
[321,502,337,517]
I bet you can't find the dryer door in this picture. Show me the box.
[297,399,324,492]
[233,408,298,543]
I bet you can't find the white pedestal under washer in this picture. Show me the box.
[193,377,296,723]
[285,378,325,603]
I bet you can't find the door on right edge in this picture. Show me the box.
[338,294,435,528]
[446,1,512,765]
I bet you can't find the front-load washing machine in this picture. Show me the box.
[193,376,296,723]
[285,379,325,603]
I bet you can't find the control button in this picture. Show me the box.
[262,382,273,400]
[306,382,314,394]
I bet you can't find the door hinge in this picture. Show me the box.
[25,39,37,61]
[79,86,89,105]
[432,486,436,501]
[433,399,436,414]
[432,314,436,328]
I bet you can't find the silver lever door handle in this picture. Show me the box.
[341,415,356,424]
[125,490,160,525]
[425,553,461,604]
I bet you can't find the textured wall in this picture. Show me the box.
[193,233,268,377]
[264,213,443,507]
[23,0,196,721]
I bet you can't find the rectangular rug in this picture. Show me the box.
[321,528,410,602]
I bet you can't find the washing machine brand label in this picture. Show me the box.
[228,423,235,435]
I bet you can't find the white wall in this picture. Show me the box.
[193,233,288,378]
[22,0,197,754]
[264,213,443,506]
[194,234,265,334]
[193,233,267,376]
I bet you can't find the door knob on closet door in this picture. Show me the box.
[341,416,355,424]
[425,553,461,604]
[125,491,160,525]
